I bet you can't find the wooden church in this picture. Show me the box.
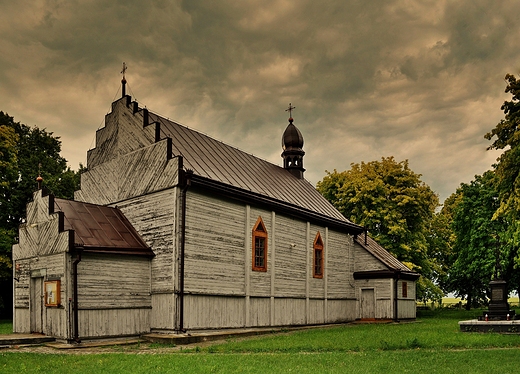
[12,81,418,342]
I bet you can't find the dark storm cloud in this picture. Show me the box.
[0,0,519,201]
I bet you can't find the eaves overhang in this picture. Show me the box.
[71,246,155,257]
[353,269,420,281]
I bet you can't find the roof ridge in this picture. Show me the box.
[148,111,290,173]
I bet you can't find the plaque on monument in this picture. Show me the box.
[491,287,503,301]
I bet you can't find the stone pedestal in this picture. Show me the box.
[478,279,515,321]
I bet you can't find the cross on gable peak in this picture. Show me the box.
[121,62,127,80]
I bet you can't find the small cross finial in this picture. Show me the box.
[121,62,127,98]
[285,103,295,118]
[36,163,43,190]
[121,62,127,81]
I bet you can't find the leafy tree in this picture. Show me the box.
[484,74,520,267]
[427,191,462,294]
[317,157,439,299]
[447,171,509,309]
[0,124,18,289]
[0,111,82,317]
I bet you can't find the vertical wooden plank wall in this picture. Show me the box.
[397,280,417,319]
[76,254,151,338]
[116,188,178,331]
[183,192,246,329]
[12,191,71,338]
[182,190,357,329]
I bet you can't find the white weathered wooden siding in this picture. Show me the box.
[353,243,388,272]
[184,192,246,295]
[308,299,326,324]
[150,294,175,330]
[397,280,416,299]
[327,299,357,322]
[249,297,271,326]
[76,140,179,205]
[13,252,68,337]
[86,98,156,169]
[274,215,307,297]
[12,190,69,338]
[78,308,150,338]
[356,278,393,319]
[13,308,30,334]
[274,298,306,325]
[14,191,71,261]
[397,280,416,319]
[74,253,151,338]
[180,190,370,329]
[327,230,355,299]
[115,189,177,294]
[248,207,272,297]
[77,254,151,309]
[397,300,417,319]
[183,295,245,329]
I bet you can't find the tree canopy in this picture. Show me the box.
[485,74,520,266]
[0,111,81,316]
[317,157,440,300]
[446,171,510,309]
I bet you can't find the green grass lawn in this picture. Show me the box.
[1,309,520,373]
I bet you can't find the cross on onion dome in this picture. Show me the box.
[285,103,295,121]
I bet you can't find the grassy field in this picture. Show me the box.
[1,309,520,373]
[442,296,519,307]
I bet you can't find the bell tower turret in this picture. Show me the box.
[281,103,305,179]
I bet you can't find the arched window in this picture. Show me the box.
[313,232,324,278]
[252,216,268,272]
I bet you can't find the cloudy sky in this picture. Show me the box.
[1,0,519,202]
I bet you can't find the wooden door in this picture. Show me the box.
[30,277,44,333]
[360,288,375,319]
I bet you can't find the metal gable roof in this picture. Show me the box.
[53,197,153,256]
[354,232,419,278]
[150,112,351,223]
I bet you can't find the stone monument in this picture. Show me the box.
[478,242,515,321]
[478,278,515,321]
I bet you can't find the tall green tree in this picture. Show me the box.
[0,111,81,317]
[0,124,18,288]
[448,171,509,309]
[426,190,461,295]
[485,74,520,266]
[317,157,440,300]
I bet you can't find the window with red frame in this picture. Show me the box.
[313,232,324,278]
[252,216,268,272]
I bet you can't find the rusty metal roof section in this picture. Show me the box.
[53,197,153,256]
[354,232,419,279]
[149,112,353,224]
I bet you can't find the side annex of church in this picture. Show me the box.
[12,90,418,342]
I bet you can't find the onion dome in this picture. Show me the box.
[281,105,305,179]
[282,118,304,151]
